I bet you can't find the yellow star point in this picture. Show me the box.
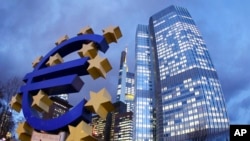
[32,56,43,68]
[16,122,33,141]
[9,93,22,112]
[31,90,53,113]
[55,35,69,45]
[85,88,114,119]
[102,26,122,44]
[66,121,97,141]
[87,54,112,79]
[46,53,64,67]
[77,26,94,35]
[78,42,98,59]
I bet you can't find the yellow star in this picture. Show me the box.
[31,90,53,113]
[102,26,122,44]
[66,121,97,141]
[87,54,112,79]
[46,53,64,67]
[32,56,43,68]
[77,26,94,35]
[85,88,114,119]
[78,42,98,59]
[16,122,33,141]
[9,93,22,112]
[55,35,69,45]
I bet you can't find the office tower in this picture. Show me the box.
[113,111,133,140]
[116,49,135,112]
[134,5,229,141]
[92,114,107,140]
[109,101,127,140]
[134,25,155,141]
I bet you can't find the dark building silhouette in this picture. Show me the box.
[113,111,133,140]
[42,96,72,119]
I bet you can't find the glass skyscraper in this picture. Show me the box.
[116,48,135,112]
[134,25,155,140]
[134,5,229,141]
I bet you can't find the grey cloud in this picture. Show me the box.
[225,88,250,124]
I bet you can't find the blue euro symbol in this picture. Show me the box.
[20,34,109,132]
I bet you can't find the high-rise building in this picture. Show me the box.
[116,49,135,112]
[134,24,156,141]
[109,101,128,140]
[134,5,229,141]
[113,111,133,141]
[92,114,108,140]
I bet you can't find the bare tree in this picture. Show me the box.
[0,76,23,103]
[0,106,14,139]
[0,76,23,139]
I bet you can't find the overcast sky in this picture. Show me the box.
[1,0,250,124]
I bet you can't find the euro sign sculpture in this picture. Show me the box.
[10,26,122,141]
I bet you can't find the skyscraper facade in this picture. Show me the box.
[91,114,107,140]
[133,25,155,140]
[113,111,133,140]
[134,5,229,141]
[109,101,133,141]
[116,49,135,112]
